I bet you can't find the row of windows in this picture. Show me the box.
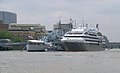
[81,36,100,39]
[89,33,97,36]
[85,39,102,43]
[64,36,100,39]
[67,33,83,34]
[66,32,102,36]
[88,43,101,45]
[28,42,45,45]
[85,32,102,36]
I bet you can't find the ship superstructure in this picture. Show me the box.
[61,24,106,51]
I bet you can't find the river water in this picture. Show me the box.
[0,49,120,73]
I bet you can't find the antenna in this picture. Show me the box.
[58,14,62,23]
[85,24,88,28]
[69,18,73,29]
[81,17,85,28]
[69,18,72,24]
[73,20,76,28]
[75,20,76,25]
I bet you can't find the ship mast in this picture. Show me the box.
[82,17,85,28]
[69,18,73,29]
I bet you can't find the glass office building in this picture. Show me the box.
[0,11,17,24]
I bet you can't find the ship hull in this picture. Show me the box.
[62,42,105,51]
[26,45,46,52]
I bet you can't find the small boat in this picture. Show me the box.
[26,40,47,52]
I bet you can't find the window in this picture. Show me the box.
[89,32,97,36]
[67,32,83,34]
[84,32,88,34]
[97,32,102,36]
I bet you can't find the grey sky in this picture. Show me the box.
[0,0,120,42]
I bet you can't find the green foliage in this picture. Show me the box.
[0,30,24,42]
[0,30,12,39]
[12,36,24,42]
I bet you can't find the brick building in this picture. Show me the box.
[9,23,47,40]
[0,23,8,30]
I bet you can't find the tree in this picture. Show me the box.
[0,30,12,39]
[12,36,24,42]
[0,30,24,42]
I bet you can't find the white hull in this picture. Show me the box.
[26,44,47,52]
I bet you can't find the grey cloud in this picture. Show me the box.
[62,0,96,2]
[98,5,120,15]
[0,0,4,3]
[1,0,120,41]
[95,1,120,15]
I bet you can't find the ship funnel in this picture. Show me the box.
[96,24,98,28]
[96,24,99,30]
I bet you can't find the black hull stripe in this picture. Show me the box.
[85,39,102,43]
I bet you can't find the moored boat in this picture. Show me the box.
[61,24,106,51]
[26,40,47,52]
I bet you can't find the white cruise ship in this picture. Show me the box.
[61,24,106,51]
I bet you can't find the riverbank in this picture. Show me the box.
[0,49,120,73]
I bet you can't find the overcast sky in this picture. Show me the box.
[0,0,120,42]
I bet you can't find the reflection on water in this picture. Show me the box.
[0,49,120,73]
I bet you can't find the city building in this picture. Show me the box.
[9,23,47,40]
[0,23,8,30]
[0,11,17,24]
[45,19,73,42]
[53,19,73,36]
